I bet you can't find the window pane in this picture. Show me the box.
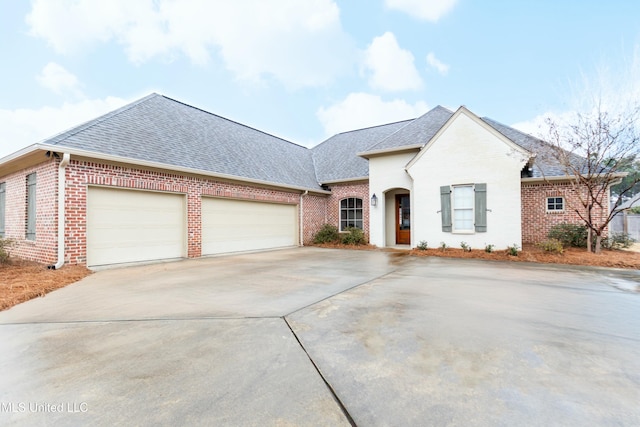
[356,198,362,209]
[340,199,347,209]
[454,186,473,209]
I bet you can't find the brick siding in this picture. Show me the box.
[521,181,609,244]
[325,182,370,241]
[2,159,59,264]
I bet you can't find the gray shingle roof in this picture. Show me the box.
[45,93,321,190]
[481,117,582,178]
[362,106,454,153]
[311,120,412,183]
[40,94,574,190]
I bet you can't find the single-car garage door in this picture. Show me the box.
[202,197,298,255]
[87,187,186,267]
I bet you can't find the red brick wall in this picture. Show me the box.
[325,182,370,241]
[62,160,304,264]
[301,194,328,244]
[1,159,59,264]
[521,181,609,244]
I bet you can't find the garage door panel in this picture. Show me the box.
[202,198,297,255]
[87,187,186,267]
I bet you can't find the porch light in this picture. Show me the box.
[371,193,378,207]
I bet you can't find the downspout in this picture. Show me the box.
[300,190,308,246]
[50,153,70,269]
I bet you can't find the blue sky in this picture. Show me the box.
[1,0,639,158]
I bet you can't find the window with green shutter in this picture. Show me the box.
[440,183,487,233]
[0,182,5,238]
[26,173,36,240]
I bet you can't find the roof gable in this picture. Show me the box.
[407,106,532,171]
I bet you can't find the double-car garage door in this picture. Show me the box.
[87,187,298,267]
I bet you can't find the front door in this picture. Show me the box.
[396,194,410,245]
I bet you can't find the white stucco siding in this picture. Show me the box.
[408,112,528,249]
[368,152,416,247]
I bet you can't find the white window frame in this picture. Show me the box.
[452,184,474,233]
[546,196,564,212]
[339,197,363,231]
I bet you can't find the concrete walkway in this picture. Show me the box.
[1,248,639,426]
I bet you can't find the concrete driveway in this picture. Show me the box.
[1,248,639,426]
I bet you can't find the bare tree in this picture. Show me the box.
[542,102,640,252]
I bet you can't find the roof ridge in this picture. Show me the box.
[157,94,308,151]
[46,93,160,145]
[331,118,416,137]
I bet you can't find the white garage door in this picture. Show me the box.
[202,197,298,255]
[87,187,186,267]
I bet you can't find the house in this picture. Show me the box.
[0,94,609,268]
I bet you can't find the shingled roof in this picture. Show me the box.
[311,120,412,183]
[34,94,572,190]
[43,93,321,190]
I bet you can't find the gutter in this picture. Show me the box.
[50,153,70,270]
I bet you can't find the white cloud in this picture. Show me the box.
[362,32,423,92]
[426,52,449,75]
[0,97,129,158]
[36,62,84,97]
[317,92,427,135]
[26,0,354,89]
[385,0,457,22]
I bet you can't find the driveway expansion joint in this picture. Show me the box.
[283,316,357,427]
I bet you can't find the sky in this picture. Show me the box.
[1,0,639,158]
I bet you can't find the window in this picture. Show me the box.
[0,182,5,238]
[453,185,474,232]
[340,198,363,230]
[547,197,564,212]
[26,173,36,240]
[440,183,487,233]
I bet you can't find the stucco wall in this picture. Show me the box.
[408,112,528,249]
[368,152,415,247]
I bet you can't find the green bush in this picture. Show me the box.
[439,242,448,251]
[484,244,495,253]
[538,238,564,254]
[0,238,14,265]
[313,224,340,244]
[506,243,519,256]
[601,232,636,249]
[547,223,588,248]
[341,227,367,245]
[460,241,471,252]
[416,240,428,250]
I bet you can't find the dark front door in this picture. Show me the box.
[396,194,410,245]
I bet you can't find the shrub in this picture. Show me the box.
[439,242,448,251]
[341,227,367,245]
[313,224,340,244]
[484,244,494,253]
[0,238,14,265]
[547,223,588,248]
[506,244,519,256]
[601,232,636,250]
[416,240,428,250]
[538,238,564,254]
[630,206,640,215]
[460,241,471,252]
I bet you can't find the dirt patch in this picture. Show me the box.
[314,243,640,269]
[0,259,92,311]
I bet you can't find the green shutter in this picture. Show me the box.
[0,182,5,237]
[474,183,487,232]
[26,173,36,240]
[440,186,452,232]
